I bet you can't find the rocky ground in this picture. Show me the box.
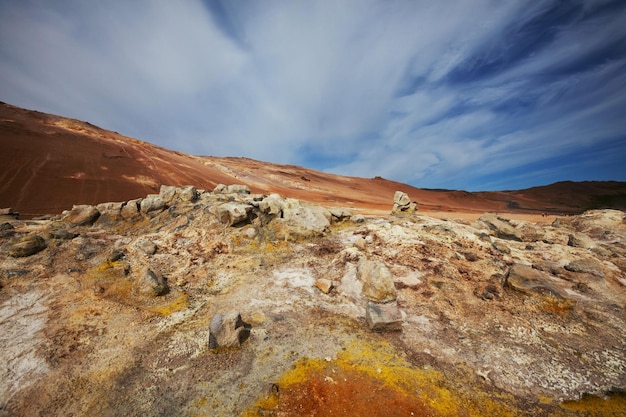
[1,185,625,416]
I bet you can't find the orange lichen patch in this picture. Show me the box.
[560,392,626,416]
[245,339,524,417]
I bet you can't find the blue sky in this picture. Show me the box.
[1,0,625,191]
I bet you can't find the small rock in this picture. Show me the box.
[259,194,285,216]
[391,191,417,214]
[136,267,169,297]
[209,312,251,349]
[366,301,403,332]
[7,235,47,257]
[314,279,334,294]
[0,222,15,231]
[134,238,157,255]
[492,240,511,254]
[355,237,367,251]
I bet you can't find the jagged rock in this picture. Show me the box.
[215,203,253,226]
[572,209,626,233]
[7,235,46,257]
[213,184,251,195]
[159,185,177,203]
[121,198,142,219]
[209,312,251,349]
[366,301,403,332]
[351,214,365,223]
[568,232,597,249]
[0,222,14,231]
[565,258,604,278]
[46,229,78,240]
[492,240,511,254]
[0,208,18,220]
[258,194,284,216]
[134,238,157,255]
[314,279,334,294]
[504,264,566,299]
[479,214,522,241]
[63,205,100,226]
[136,267,169,297]
[178,185,199,202]
[140,195,166,216]
[357,257,396,303]
[391,191,417,214]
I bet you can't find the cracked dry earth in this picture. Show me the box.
[1,187,625,416]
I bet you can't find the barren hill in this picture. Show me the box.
[2,102,625,219]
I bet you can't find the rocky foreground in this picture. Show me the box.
[1,185,625,416]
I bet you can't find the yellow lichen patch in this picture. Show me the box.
[560,392,626,416]
[244,338,527,417]
[144,291,189,316]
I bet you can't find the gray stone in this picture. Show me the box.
[209,312,251,349]
[215,203,253,226]
[351,214,365,223]
[136,267,169,297]
[64,205,100,226]
[7,235,46,257]
[492,240,511,254]
[366,301,403,332]
[357,257,397,302]
[227,184,251,194]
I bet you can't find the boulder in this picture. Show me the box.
[7,235,46,257]
[259,194,285,216]
[391,191,417,214]
[140,195,166,216]
[357,257,397,303]
[279,201,331,237]
[328,207,353,222]
[178,185,199,202]
[366,301,403,332]
[0,208,18,220]
[136,267,169,297]
[209,312,251,349]
[215,203,253,226]
[64,205,100,226]
[479,214,522,241]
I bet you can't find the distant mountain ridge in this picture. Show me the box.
[1,102,625,218]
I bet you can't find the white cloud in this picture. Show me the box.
[1,0,624,190]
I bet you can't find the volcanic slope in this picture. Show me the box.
[1,102,625,218]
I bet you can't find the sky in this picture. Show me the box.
[1,0,625,191]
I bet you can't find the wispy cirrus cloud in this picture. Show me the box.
[1,0,624,190]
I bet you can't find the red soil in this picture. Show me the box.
[1,102,624,219]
